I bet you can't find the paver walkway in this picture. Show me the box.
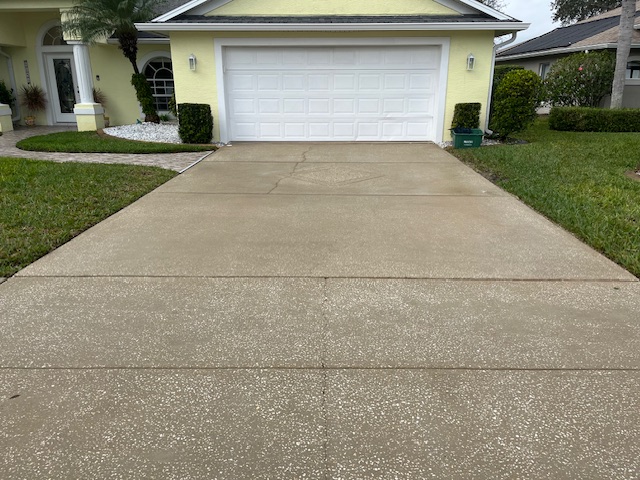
[0,142,638,479]
[0,126,210,171]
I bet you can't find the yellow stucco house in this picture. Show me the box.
[0,0,528,142]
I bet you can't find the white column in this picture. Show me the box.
[0,102,13,132]
[69,41,104,131]
[71,42,95,104]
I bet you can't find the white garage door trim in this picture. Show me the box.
[214,37,450,143]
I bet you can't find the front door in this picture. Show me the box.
[44,53,79,123]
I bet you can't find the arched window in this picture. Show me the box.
[143,57,174,112]
[42,26,67,46]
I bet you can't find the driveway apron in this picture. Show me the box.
[1,142,638,478]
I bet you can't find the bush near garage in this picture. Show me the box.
[451,102,481,129]
[490,69,542,139]
[178,103,214,144]
[489,65,524,120]
[549,106,640,132]
[543,51,615,108]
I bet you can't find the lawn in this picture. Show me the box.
[16,131,214,154]
[0,157,176,277]
[450,118,640,278]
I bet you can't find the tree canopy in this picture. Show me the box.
[62,0,163,122]
[478,0,506,11]
[63,0,161,74]
[551,0,622,25]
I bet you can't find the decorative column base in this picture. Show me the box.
[74,103,105,131]
[0,103,13,133]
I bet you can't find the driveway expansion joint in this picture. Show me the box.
[10,274,639,282]
[1,367,639,372]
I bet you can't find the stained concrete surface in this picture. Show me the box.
[326,370,640,479]
[1,278,639,370]
[16,194,634,280]
[2,142,639,478]
[0,369,325,479]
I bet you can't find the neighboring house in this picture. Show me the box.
[497,1,640,108]
[0,0,527,142]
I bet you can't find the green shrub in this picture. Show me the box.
[451,103,481,129]
[544,51,615,107]
[0,80,15,109]
[131,73,159,123]
[490,65,524,119]
[549,106,640,132]
[178,103,213,144]
[493,65,524,92]
[490,69,542,139]
[168,94,177,117]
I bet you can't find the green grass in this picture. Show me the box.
[450,118,640,278]
[0,157,176,277]
[16,131,214,154]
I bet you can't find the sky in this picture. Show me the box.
[501,0,561,45]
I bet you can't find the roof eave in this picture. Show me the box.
[496,43,621,61]
[445,0,514,21]
[136,21,529,32]
[153,0,515,23]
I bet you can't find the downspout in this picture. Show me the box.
[0,47,20,122]
[485,33,518,132]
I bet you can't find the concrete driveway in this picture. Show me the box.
[1,143,638,478]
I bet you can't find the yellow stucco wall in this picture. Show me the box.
[0,56,11,89]
[208,0,458,16]
[0,11,170,126]
[88,43,172,125]
[2,12,58,126]
[0,14,27,46]
[170,30,495,142]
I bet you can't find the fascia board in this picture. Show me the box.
[136,21,529,32]
[152,0,204,22]
[437,0,513,20]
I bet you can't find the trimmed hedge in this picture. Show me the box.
[178,103,213,144]
[490,69,542,138]
[131,73,159,123]
[451,102,481,129]
[549,107,640,132]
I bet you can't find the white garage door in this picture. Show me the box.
[223,45,441,142]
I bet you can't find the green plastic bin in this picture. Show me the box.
[451,128,484,148]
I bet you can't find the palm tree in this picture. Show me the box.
[611,0,636,108]
[62,0,162,122]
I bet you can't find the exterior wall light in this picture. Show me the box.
[189,54,197,71]
[467,53,475,71]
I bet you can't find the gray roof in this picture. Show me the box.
[168,14,501,23]
[152,0,188,17]
[499,12,639,57]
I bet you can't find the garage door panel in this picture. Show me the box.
[224,45,441,141]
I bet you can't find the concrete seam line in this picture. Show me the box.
[178,150,216,174]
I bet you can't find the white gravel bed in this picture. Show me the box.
[105,122,504,148]
[104,122,182,144]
